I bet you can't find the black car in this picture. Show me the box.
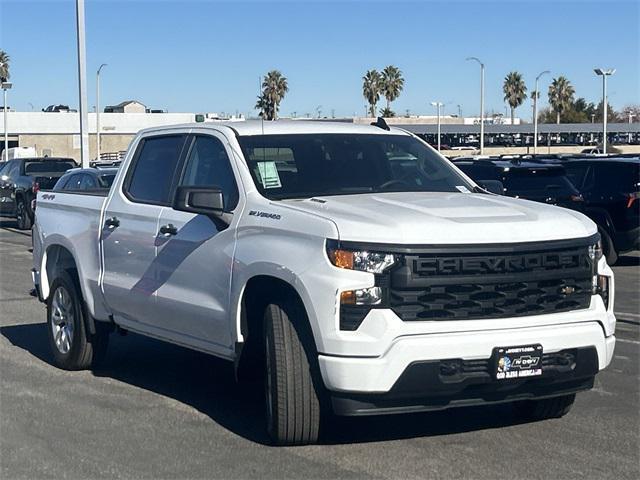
[53,167,118,192]
[536,156,640,264]
[0,157,77,229]
[451,157,584,210]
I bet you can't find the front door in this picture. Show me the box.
[153,133,241,352]
[101,134,188,327]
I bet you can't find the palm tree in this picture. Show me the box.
[0,50,9,82]
[255,70,288,120]
[548,76,575,124]
[362,69,381,117]
[380,65,404,116]
[502,71,527,124]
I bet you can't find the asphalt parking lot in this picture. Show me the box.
[1,220,638,479]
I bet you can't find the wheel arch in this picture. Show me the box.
[41,242,97,334]
[234,274,315,379]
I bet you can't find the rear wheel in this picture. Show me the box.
[263,300,321,445]
[513,393,576,421]
[16,198,32,230]
[47,271,109,370]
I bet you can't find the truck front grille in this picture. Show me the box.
[387,240,594,322]
[390,276,592,321]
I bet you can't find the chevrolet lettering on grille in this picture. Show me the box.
[411,252,590,276]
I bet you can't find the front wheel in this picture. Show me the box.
[47,272,109,370]
[263,300,322,445]
[513,393,576,421]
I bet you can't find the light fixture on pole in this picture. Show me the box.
[466,57,484,154]
[431,101,444,151]
[1,79,12,161]
[533,70,550,154]
[75,0,90,168]
[594,68,615,154]
[96,63,107,162]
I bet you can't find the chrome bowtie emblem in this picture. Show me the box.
[560,286,575,295]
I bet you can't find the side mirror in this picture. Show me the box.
[173,186,225,216]
[478,180,504,195]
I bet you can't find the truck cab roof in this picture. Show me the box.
[137,120,411,137]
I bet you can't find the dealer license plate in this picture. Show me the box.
[493,344,543,380]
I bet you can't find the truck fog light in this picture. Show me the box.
[596,275,610,310]
[340,287,382,306]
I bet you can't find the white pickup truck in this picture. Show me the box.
[32,120,616,445]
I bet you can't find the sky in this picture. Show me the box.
[1,0,638,118]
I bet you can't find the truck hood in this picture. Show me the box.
[281,192,596,244]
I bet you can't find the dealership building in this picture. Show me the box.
[1,111,639,162]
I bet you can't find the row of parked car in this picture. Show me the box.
[450,154,640,264]
[0,151,638,264]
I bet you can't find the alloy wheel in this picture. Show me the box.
[50,286,75,354]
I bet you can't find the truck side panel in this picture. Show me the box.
[33,192,111,320]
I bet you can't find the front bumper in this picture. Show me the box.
[319,321,615,415]
[331,347,598,416]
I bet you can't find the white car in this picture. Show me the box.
[31,120,615,445]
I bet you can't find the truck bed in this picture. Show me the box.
[32,191,110,320]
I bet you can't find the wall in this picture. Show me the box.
[17,134,134,162]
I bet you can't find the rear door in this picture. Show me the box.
[101,134,188,327]
[153,132,240,351]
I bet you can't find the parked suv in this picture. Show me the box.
[539,156,640,264]
[0,157,76,229]
[451,157,584,209]
[31,121,615,445]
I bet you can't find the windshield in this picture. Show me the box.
[238,134,474,200]
[24,160,76,175]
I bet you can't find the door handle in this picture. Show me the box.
[159,223,178,236]
[104,216,120,229]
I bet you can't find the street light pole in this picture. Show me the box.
[96,63,107,162]
[1,80,12,161]
[533,70,550,155]
[466,57,485,154]
[431,101,443,151]
[594,68,615,154]
[75,0,90,168]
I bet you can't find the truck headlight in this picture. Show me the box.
[588,240,603,266]
[326,242,395,274]
[589,240,609,308]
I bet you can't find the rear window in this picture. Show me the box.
[98,174,116,188]
[595,162,640,193]
[126,135,186,204]
[502,170,579,197]
[24,160,76,175]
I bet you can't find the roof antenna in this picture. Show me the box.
[371,116,390,131]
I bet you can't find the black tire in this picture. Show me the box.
[599,229,618,266]
[513,393,576,421]
[16,197,32,230]
[47,271,109,370]
[263,300,321,445]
